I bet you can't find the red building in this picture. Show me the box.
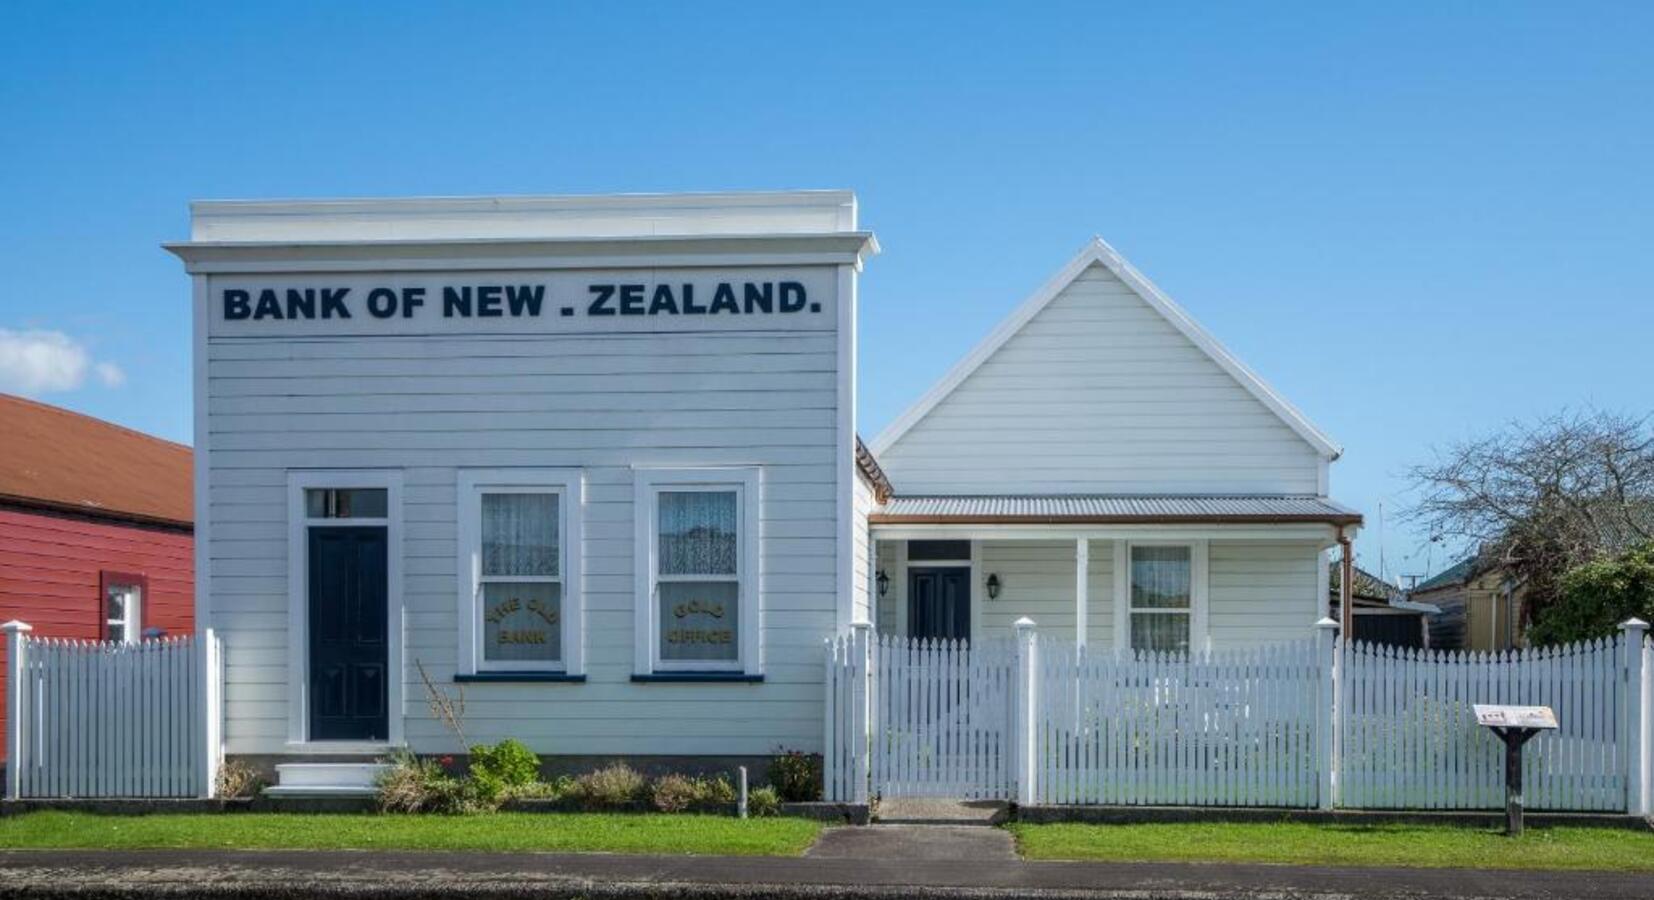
[0,394,193,754]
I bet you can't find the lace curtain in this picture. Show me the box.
[1130,545,1190,609]
[1130,545,1191,653]
[482,493,559,577]
[658,491,737,575]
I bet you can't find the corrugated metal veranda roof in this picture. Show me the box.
[870,495,1362,525]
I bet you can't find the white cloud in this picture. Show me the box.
[94,361,126,387]
[0,329,125,396]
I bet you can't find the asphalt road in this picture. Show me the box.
[2,838,1652,900]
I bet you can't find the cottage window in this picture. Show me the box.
[102,573,144,643]
[457,470,584,676]
[1128,545,1194,654]
[634,468,761,678]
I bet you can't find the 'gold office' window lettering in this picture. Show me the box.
[656,491,740,664]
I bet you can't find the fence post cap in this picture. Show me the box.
[0,620,32,634]
[1618,617,1650,632]
[1013,616,1037,631]
[1314,617,1340,631]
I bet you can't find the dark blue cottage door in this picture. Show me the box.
[307,526,389,741]
[907,567,971,643]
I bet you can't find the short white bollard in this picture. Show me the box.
[737,766,749,819]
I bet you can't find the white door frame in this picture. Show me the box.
[286,469,404,752]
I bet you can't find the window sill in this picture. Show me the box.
[454,672,586,684]
[630,673,764,684]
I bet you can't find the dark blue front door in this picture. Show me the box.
[908,567,971,643]
[308,526,388,741]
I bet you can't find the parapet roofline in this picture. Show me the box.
[163,232,880,273]
[187,190,862,243]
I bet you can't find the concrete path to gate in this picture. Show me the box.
[3,846,1653,900]
[806,823,1018,860]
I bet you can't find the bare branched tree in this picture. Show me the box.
[415,658,468,752]
[1404,409,1654,622]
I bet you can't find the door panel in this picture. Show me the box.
[908,567,971,642]
[308,526,389,741]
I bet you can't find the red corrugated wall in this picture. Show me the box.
[0,507,193,758]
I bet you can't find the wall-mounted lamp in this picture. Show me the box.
[876,569,890,598]
[986,573,1002,600]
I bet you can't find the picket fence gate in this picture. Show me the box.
[4,624,223,799]
[823,618,1654,814]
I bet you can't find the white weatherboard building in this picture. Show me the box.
[166,191,1362,785]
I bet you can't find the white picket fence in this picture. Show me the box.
[1341,638,1629,811]
[1034,637,1325,807]
[4,624,223,799]
[824,618,1654,813]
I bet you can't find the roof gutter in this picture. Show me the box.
[0,494,193,532]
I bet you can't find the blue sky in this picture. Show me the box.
[2,2,1650,582]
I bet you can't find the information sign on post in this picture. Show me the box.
[1472,704,1558,836]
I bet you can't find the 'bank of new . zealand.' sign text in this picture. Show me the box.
[222,281,818,321]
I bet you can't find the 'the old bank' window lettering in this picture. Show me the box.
[656,490,740,665]
[480,492,562,665]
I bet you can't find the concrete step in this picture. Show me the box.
[873,798,1009,825]
[265,762,387,798]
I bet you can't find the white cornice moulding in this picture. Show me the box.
[163,232,881,274]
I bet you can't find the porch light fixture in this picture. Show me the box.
[986,573,1002,600]
[876,569,890,598]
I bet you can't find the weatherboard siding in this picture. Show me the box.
[977,540,1114,647]
[877,264,1323,495]
[0,507,193,758]
[851,474,873,624]
[206,295,844,755]
[1207,541,1323,646]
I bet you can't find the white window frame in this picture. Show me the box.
[1113,539,1209,654]
[456,469,584,677]
[286,469,404,751]
[102,577,143,643]
[633,467,762,677]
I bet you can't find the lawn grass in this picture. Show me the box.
[0,811,821,856]
[1008,821,1654,871]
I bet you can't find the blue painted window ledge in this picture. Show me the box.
[630,673,764,684]
[454,672,586,683]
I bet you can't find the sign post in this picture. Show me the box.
[1473,704,1558,836]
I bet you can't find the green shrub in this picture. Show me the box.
[570,763,648,810]
[469,739,540,787]
[1531,542,1654,645]
[501,779,563,801]
[768,749,822,802]
[648,774,738,813]
[376,749,493,814]
[747,785,781,817]
[651,773,699,813]
[698,775,736,807]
